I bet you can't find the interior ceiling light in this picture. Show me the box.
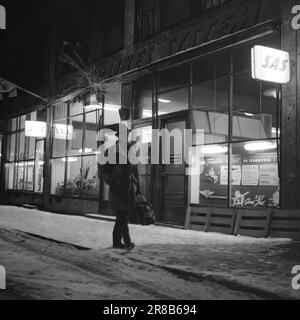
[62,157,78,163]
[143,110,168,117]
[79,148,93,154]
[158,98,171,103]
[201,145,228,155]
[244,141,277,152]
[263,89,277,98]
[244,113,254,117]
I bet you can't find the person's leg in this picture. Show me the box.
[120,211,131,247]
[113,211,123,248]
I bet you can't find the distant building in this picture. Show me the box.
[0,0,300,239]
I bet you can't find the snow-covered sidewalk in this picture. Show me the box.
[0,205,299,299]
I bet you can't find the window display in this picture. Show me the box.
[4,111,45,193]
[189,33,280,209]
[51,103,100,199]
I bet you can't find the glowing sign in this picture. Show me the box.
[25,121,47,138]
[251,46,290,84]
[54,124,73,140]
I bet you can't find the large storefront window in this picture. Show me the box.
[4,111,45,193]
[51,102,100,199]
[134,74,153,119]
[157,62,190,115]
[190,33,280,209]
[104,85,121,125]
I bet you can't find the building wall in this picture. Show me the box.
[2,0,300,216]
[280,0,300,210]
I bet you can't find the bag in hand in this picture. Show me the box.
[135,193,155,225]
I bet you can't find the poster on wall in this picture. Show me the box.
[242,165,259,186]
[220,165,241,186]
[199,156,228,207]
[231,153,279,209]
[259,164,279,186]
[197,152,279,209]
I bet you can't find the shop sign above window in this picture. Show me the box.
[54,124,73,140]
[251,46,290,84]
[25,121,47,138]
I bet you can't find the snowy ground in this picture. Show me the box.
[0,205,299,300]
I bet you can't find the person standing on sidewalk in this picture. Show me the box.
[99,131,140,250]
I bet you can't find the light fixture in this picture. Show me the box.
[244,141,277,151]
[263,89,277,99]
[143,110,152,117]
[79,148,93,154]
[244,113,254,117]
[200,145,228,154]
[158,98,171,103]
[62,157,78,163]
[142,110,168,117]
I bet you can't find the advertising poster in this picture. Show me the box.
[231,153,279,208]
[198,153,279,208]
[242,165,259,186]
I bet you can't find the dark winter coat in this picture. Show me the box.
[98,143,140,211]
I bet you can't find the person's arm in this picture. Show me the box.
[133,165,141,195]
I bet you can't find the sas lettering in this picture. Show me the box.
[262,56,289,72]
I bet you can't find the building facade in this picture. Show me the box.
[1,0,300,239]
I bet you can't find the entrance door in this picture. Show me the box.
[161,117,187,225]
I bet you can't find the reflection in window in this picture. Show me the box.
[158,63,190,93]
[68,115,83,156]
[65,157,82,197]
[233,72,277,140]
[35,140,44,193]
[134,74,153,119]
[51,103,101,199]
[25,161,34,191]
[16,162,25,190]
[52,104,68,158]
[82,156,99,198]
[192,78,229,144]
[18,131,25,161]
[28,137,35,159]
[51,158,65,196]
[4,112,46,193]
[158,87,189,115]
[6,134,16,161]
[85,112,98,153]
[5,163,14,190]
[104,85,121,125]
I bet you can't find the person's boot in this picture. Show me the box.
[113,243,126,249]
[125,243,135,251]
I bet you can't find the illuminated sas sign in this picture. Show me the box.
[251,46,290,84]
[25,121,47,138]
